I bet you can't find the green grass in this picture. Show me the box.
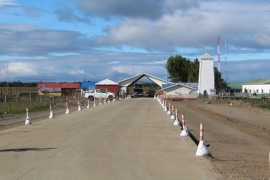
[29,105,49,112]
[0,105,49,115]
[257,104,270,110]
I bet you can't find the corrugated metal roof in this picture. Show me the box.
[37,82,80,89]
[162,83,196,91]
[96,79,117,85]
[227,79,270,89]
[226,82,243,89]
[80,82,96,89]
[244,79,270,85]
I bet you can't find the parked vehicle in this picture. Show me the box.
[84,89,115,101]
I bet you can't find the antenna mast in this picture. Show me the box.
[224,37,228,82]
[218,35,221,72]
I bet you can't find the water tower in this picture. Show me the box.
[198,53,215,97]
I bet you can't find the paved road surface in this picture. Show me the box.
[0,98,221,180]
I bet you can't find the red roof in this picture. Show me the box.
[37,82,80,89]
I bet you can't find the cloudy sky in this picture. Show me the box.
[0,0,269,83]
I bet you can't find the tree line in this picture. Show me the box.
[0,81,37,87]
[166,55,226,91]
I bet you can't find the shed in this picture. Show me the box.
[96,79,118,94]
[162,83,197,98]
[37,82,80,96]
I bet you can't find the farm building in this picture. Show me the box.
[118,73,172,96]
[242,79,270,94]
[162,83,197,98]
[96,79,118,94]
[37,82,80,97]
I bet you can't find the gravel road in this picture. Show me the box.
[0,98,220,180]
[1,97,269,179]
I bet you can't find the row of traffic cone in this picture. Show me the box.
[157,96,209,157]
[25,97,119,125]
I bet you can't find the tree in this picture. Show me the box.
[189,58,199,82]
[166,55,226,91]
[214,67,227,91]
[166,55,199,82]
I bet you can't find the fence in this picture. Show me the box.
[218,92,270,106]
[161,94,197,100]
[0,87,38,96]
[0,94,75,115]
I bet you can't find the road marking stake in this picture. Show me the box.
[164,100,167,111]
[25,107,32,125]
[78,100,82,111]
[65,102,70,114]
[269,152,270,166]
[167,103,171,115]
[87,99,90,108]
[99,98,102,105]
[196,123,209,156]
[171,105,175,119]
[180,114,189,136]
[49,104,54,119]
[174,109,180,126]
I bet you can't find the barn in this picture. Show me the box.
[37,82,80,97]
[96,79,118,94]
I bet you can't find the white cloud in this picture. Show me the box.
[6,62,38,77]
[69,69,86,75]
[0,0,16,6]
[0,0,269,83]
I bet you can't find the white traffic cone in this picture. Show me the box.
[196,123,209,156]
[65,103,70,114]
[25,107,32,125]
[164,100,167,111]
[167,103,171,115]
[104,99,106,104]
[78,101,82,111]
[170,105,175,119]
[180,114,189,136]
[87,99,90,108]
[181,126,189,136]
[174,109,180,126]
[99,99,102,105]
[162,99,165,108]
[93,100,96,107]
[49,105,54,119]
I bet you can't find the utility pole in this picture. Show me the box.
[6,62,8,95]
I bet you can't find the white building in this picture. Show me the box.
[162,83,197,98]
[242,84,270,94]
[198,53,215,97]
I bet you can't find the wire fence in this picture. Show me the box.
[0,94,75,115]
